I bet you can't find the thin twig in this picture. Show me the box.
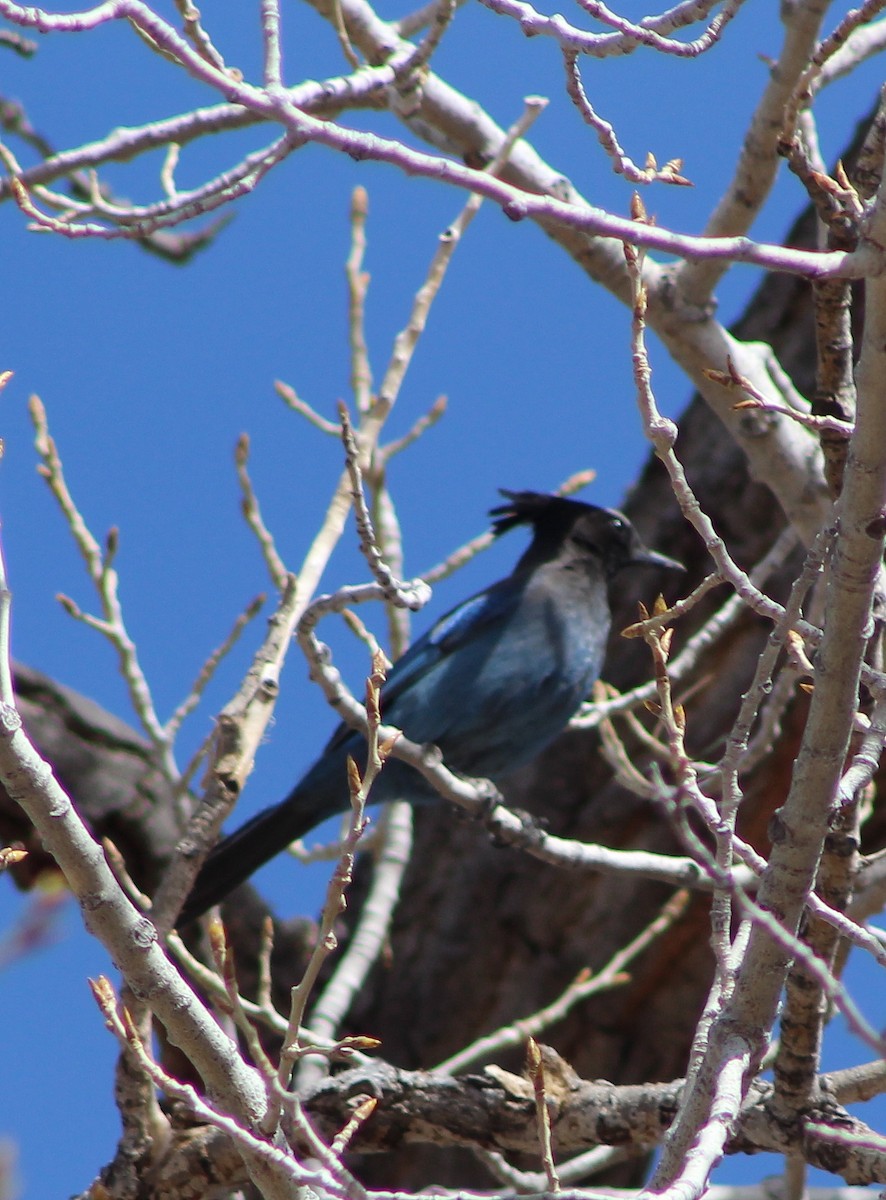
[279,654,387,1091]
[527,1038,561,1193]
[345,185,373,414]
[274,381,341,436]
[165,593,266,740]
[235,432,290,589]
[28,394,176,777]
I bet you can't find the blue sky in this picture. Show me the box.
[1,1,885,1195]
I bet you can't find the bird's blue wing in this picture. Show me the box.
[321,581,522,754]
[383,585,520,705]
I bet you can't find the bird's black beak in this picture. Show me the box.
[631,547,684,572]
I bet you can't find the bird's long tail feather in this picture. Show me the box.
[177,793,325,925]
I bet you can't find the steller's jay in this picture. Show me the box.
[179,490,681,924]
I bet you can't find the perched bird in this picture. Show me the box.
[179,490,681,924]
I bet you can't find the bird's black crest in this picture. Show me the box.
[489,489,598,539]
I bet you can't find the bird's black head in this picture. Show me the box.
[491,490,683,578]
